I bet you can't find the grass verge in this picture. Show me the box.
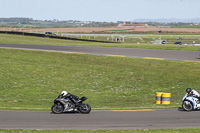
[0,33,200,51]
[0,48,199,110]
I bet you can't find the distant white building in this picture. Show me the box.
[118,21,148,28]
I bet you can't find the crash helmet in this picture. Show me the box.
[186,88,192,94]
[61,91,68,96]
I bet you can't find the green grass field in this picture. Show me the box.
[1,33,200,51]
[0,48,199,110]
[67,34,200,44]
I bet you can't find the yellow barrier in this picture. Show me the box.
[156,92,163,104]
[161,93,171,104]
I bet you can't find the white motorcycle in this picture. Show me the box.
[182,93,200,111]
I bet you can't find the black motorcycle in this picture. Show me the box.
[51,95,91,114]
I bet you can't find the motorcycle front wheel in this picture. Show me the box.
[78,103,91,114]
[51,104,64,114]
[182,101,193,111]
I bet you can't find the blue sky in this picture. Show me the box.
[1,0,200,22]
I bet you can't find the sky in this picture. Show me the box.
[1,0,200,22]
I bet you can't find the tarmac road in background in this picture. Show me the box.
[0,44,199,62]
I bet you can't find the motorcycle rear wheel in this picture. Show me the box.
[51,104,64,114]
[182,101,193,111]
[78,103,91,114]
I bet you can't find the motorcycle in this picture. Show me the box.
[51,95,91,114]
[182,93,200,111]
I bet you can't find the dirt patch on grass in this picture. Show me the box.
[2,27,200,33]
[35,27,200,33]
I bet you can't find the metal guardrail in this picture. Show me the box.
[0,31,117,43]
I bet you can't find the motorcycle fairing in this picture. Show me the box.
[185,96,197,110]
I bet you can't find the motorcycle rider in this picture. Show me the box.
[186,88,200,101]
[61,91,80,106]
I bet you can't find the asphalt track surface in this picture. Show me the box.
[1,109,200,129]
[0,44,200,62]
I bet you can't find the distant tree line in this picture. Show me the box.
[0,17,118,28]
[0,17,199,28]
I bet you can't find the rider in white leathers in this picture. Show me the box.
[186,88,200,100]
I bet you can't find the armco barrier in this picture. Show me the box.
[0,31,117,43]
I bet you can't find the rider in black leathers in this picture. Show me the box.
[61,91,79,106]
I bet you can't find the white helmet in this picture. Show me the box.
[61,91,68,96]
